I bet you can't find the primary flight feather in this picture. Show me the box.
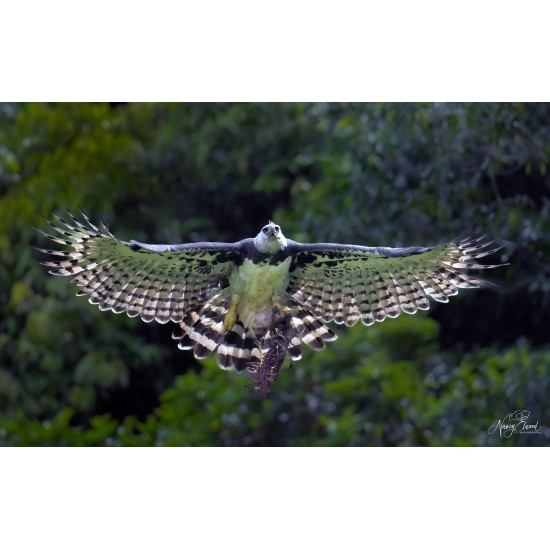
[37,211,504,393]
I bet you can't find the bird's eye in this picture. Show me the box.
[274,226,280,234]
[262,227,269,234]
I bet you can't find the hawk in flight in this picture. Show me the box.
[38,211,503,395]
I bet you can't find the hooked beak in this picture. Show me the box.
[265,227,276,237]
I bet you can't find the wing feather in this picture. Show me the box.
[37,212,242,323]
[287,232,505,326]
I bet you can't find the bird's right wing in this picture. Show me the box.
[36,211,243,324]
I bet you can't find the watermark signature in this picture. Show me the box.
[488,409,543,438]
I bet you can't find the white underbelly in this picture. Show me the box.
[235,257,291,329]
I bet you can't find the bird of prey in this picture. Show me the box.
[37,211,503,395]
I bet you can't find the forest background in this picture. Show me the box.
[0,102,548,446]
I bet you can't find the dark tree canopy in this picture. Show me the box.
[0,102,548,446]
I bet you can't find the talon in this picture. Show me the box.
[224,300,239,332]
[272,300,291,323]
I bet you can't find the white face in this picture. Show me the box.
[254,222,288,254]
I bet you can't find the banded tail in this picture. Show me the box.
[172,295,337,374]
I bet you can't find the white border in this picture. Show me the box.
[1,449,547,548]
[2,1,549,100]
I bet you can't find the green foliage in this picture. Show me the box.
[0,102,548,446]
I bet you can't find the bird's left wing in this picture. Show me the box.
[36,211,244,324]
[286,233,504,326]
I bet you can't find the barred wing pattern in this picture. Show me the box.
[287,233,503,327]
[37,212,241,324]
[36,212,505,393]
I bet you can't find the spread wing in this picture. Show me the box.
[36,211,243,324]
[286,233,504,327]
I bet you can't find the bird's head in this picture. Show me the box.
[254,221,287,254]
